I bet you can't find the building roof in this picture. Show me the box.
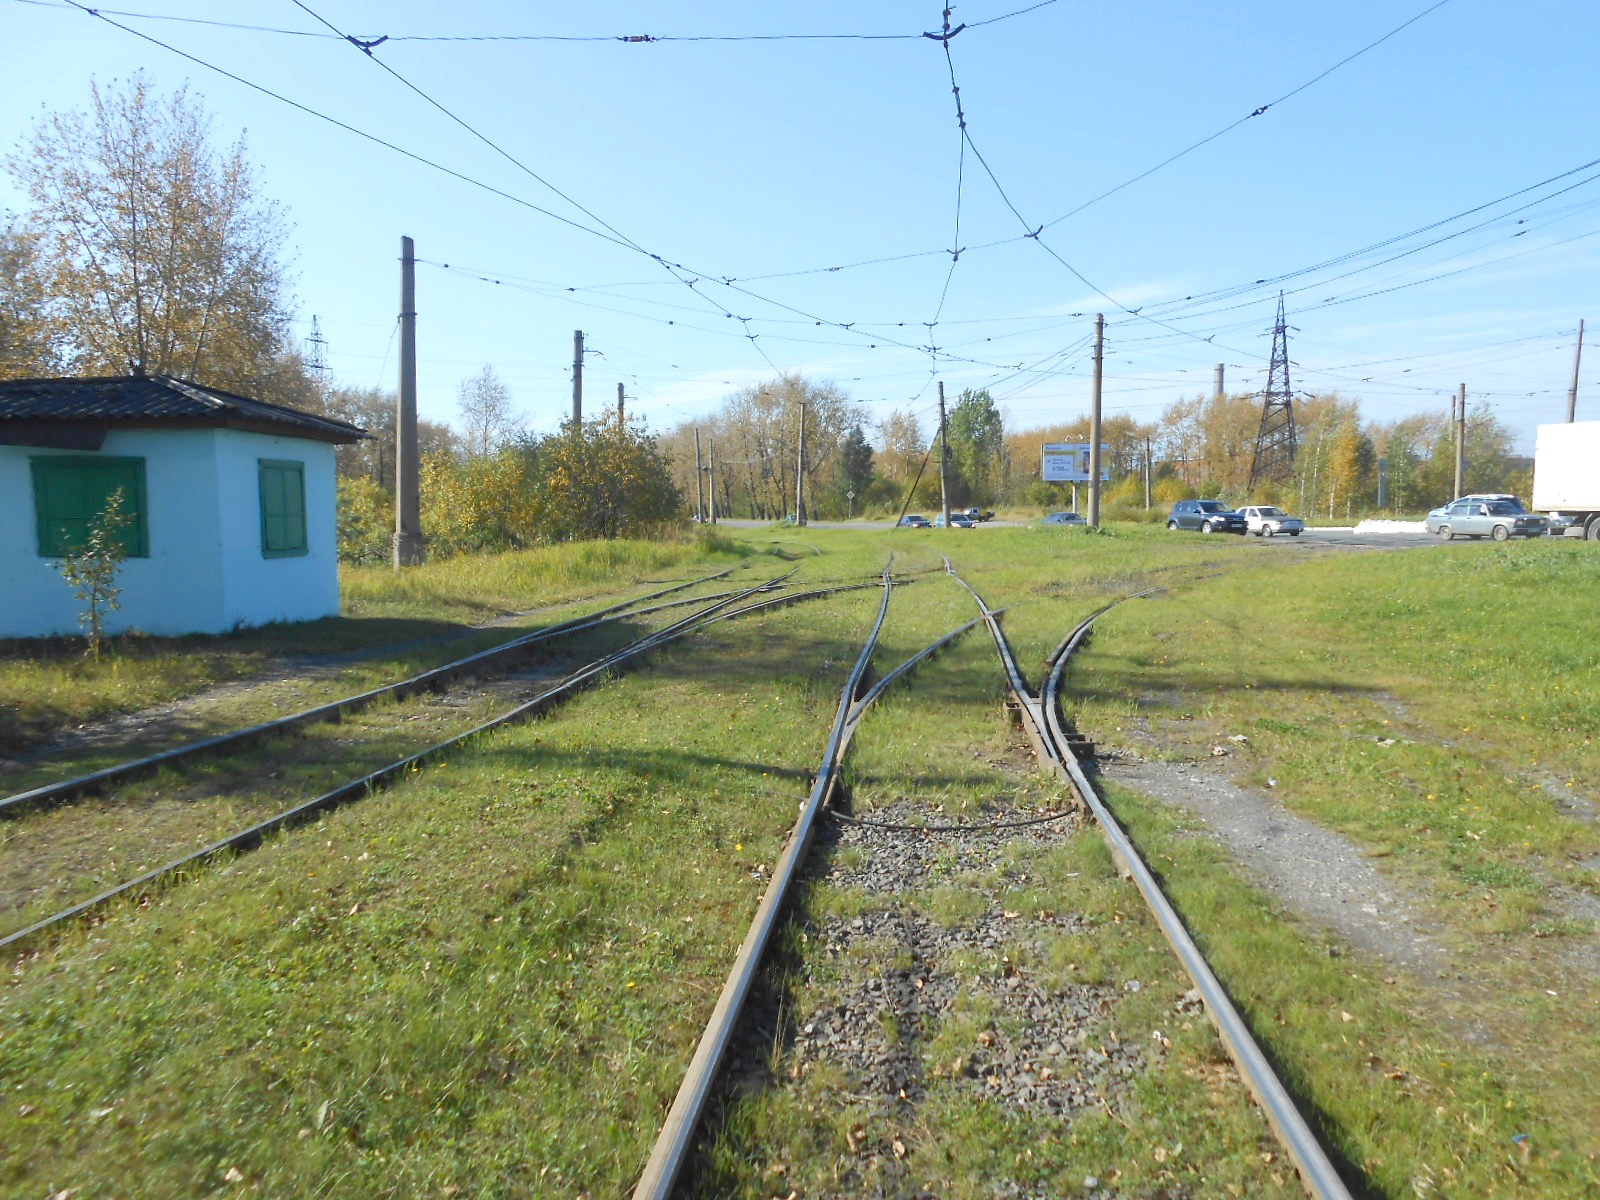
[0,375,366,448]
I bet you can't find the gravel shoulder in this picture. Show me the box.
[1094,755,1452,977]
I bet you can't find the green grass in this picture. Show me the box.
[0,533,748,753]
[2,526,1597,1196]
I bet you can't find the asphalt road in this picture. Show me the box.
[713,517,1455,550]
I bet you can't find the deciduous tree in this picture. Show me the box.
[456,364,520,457]
[6,72,295,390]
[946,388,1006,505]
[0,217,59,376]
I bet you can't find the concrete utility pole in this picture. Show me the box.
[707,439,718,524]
[694,428,705,522]
[937,381,951,527]
[1453,383,1466,498]
[1144,436,1153,510]
[1214,363,1225,401]
[393,235,425,567]
[1568,319,1585,422]
[617,382,626,424]
[571,330,584,429]
[795,401,808,525]
[1089,314,1104,527]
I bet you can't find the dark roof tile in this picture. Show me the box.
[0,375,365,444]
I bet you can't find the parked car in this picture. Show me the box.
[1237,505,1304,537]
[1425,497,1549,541]
[1040,511,1088,526]
[933,513,975,528]
[897,514,931,528]
[1167,499,1247,534]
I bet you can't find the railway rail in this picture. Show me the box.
[0,560,759,817]
[636,562,1354,1200]
[0,569,887,953]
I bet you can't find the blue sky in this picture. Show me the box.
[4,0,1596,453]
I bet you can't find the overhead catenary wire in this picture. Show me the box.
[37,0,1585,429]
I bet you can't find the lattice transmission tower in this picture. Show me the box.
[305,315,330,395]
[1247,294,1297,492]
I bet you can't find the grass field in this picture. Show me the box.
[1,525,1596,1197]
[0,532,743,752]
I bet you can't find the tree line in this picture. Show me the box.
[657,378,1521,522]
[3,73,1527,565]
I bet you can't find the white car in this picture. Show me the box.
[1238,505,1304,537]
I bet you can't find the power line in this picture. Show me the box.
[1040,0,1456,233]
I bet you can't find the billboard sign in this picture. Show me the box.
[1041,443,1110,483]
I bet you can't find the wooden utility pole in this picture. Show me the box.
[393,235,425,567]
[1089,313,1104,527]
[937,381,951,527]
[795,401,808,525]
[1568,319,1585,422]
[694,427,705,522]
[571,330,584,429]
[1453,383,1466,498]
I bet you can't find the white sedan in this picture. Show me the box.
[1238,505,1304,537]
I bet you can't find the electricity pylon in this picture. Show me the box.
[1247,294,1297,492]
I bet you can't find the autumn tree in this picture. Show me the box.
[5,72,297,393]
[456,364,521,457]
[1414,401,1516,505]
[1195,393,1261,497]
[1004,413,1156,506]
[422,446,541,556]
[0,217,58,376]
[874,410,924,480]
[533,414,681,541]
[681,374,860,519]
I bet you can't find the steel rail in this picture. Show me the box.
[831,611,994,778]
[1041,608,1354,1200]
[943,561,1058,767]
[1,573,876,955]
[631,567,895,1200]
[946,570,1351,1198]
[1,563,767,818]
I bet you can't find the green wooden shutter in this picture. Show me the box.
[259,459,308,557]
[29,456,148,557]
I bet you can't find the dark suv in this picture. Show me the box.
[1167,499,1247,534]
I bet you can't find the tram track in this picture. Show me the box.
[0,570,887,953]
[0,561,763,817]
[640,562,1354,1200]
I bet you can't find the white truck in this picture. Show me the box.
[1532,420,1600,540]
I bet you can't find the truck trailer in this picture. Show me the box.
[1532,420,1600,539]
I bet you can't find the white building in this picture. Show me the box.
[0,375,365,639]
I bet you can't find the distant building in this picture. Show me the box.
[0,375,365,639]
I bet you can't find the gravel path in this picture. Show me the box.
[1095,756,1453,978]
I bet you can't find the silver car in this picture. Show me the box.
[1040,511,1087,526]
[1425,497,1549,541]
[1238,505,1304,537]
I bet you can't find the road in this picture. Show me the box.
[711,517,1451,550]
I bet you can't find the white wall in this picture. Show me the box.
[214,430,340,628]
[0,428,342,639]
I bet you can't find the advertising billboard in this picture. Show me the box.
[1041,443,1110,483]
